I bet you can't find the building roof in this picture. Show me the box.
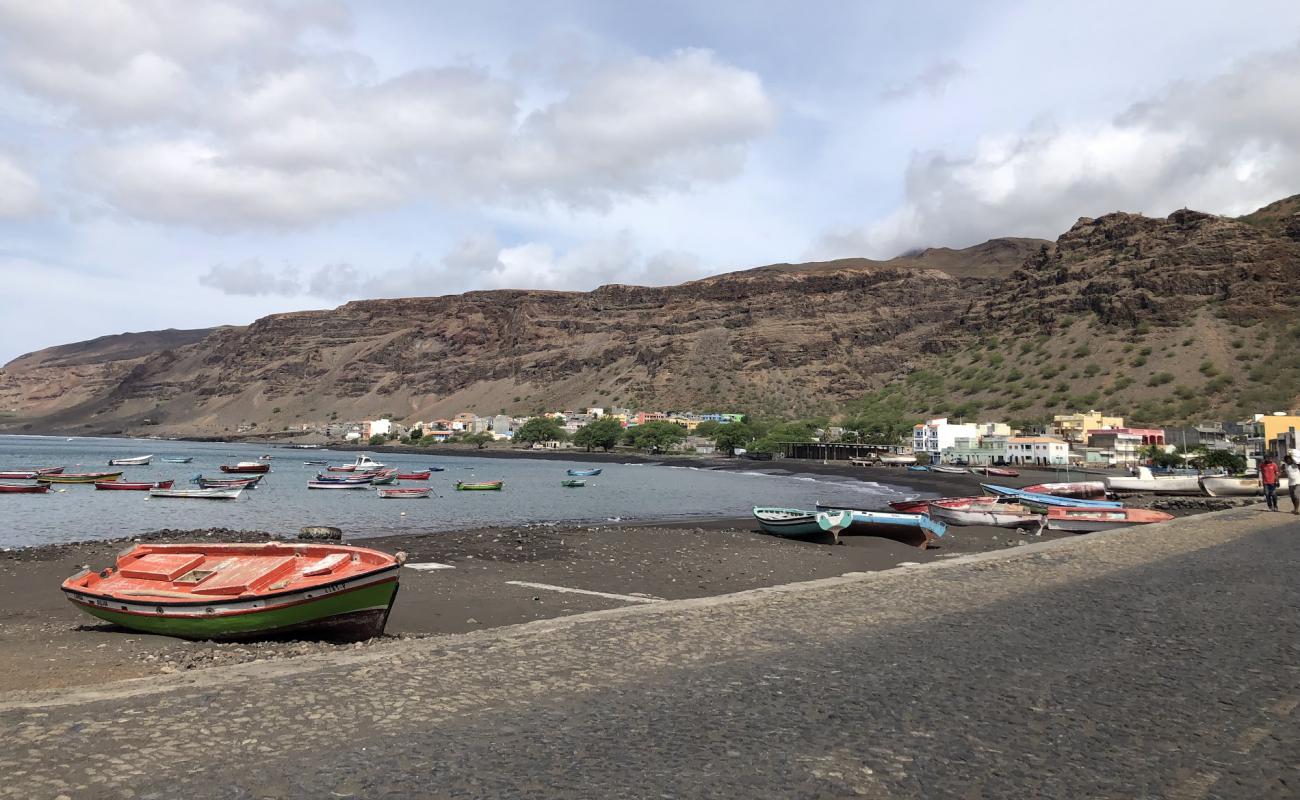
[1008,436,1067,444]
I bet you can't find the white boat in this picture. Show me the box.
[351,454,385,470]
[1045,507,1174,532]
[929,499,1042,529]
[877,455,917,466]
[1104,467,1201,494]
[308,480,372,490]
[931,466,968,474]
[107,455,153,466]
[1199,475,1289,497]
[149,487,243,500]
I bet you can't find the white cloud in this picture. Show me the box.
[0,152,41,216]
[0,2,774,229]
[879,60,966,101]
[198,259,299,296]
[817,43,1300,259]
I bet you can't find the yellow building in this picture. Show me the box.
[1255,413,1300,446]
[1052,410,1124,443]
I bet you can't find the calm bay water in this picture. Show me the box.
[0,436,908,548]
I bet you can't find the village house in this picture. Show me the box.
[1085,430,1144,467]
[1003,436,1070,466]
[913,418,980,463]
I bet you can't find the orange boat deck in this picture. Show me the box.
[64,543,399,602]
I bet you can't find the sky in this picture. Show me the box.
[1,0,1299,363]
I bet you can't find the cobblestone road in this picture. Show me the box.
[2,508,1296,798]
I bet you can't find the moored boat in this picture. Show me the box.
[1020,481,1107,499]
[566,468,602,477]
[561,479,586,487]
[0,482,50,494]
[815,509,946,548]
[61,542,404,641]
[38,471,123,484]
[150,487,243,499]
[1199,475,1287,497]
[0,466,64,479]
[455,480,504,491]
[377,487,431,499]
[928,498,1042,529]
[1104,467,1200,495]
[196,474,263,489]
[753,507,824,538]
[369,468,399,486]
[397,470,431,480]
[107,455,153,466]
[219,462,271,474]
[326,464,358,472]
[95,480,175,491]
[308,480,371,490]
[427,465,446,472]
[303,460,329,466]
[1045,506,1174,532]
[161,457,194,464]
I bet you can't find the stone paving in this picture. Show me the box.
[1,507,1296,798]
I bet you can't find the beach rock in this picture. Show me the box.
[298,526,343,541]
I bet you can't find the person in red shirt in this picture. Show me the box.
[1259,456,1280,512]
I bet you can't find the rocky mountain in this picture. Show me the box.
[3,198,1298,437]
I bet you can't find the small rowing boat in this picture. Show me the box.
[753,507,824,538]
[455,480,503,491]
[196,474,263,489]
[149,487,243,500]
[61,542,404,641]
[308,480,372,489]
[907,465,930,472]
[38,471,123,484]
[969,466,1020,477]
[0,466,64,479]
[980,484,1122,509]
[377,487,431,499]
[1045,506,1174,532]
[1020,481,1107,499]
[427,465,446,472]
[888,496,995,514]
[931,466,968,474]
[814,509,946,548]
[161,457,194,464]
[928,498,1042,529]
[397,470,431,480]
[1199,475,1287,497]
[0,482,50,494]
[369,469,399,486]
[566,468,602,477]
[219,462,270,474]
[326,464,357,472]
[1103,467,1200,494]
[107,455,153,466]
[95,480,175,491]
[303,460,329,466]
[561,479,586,487]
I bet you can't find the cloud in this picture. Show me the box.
[818,43,1300,259]
[879,59,966,101]
[0,3,774,229]
[0,152,41,216]
[198,259,299,296]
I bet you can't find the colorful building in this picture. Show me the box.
[1004,436,1070,466]
[1053,411,1124,443]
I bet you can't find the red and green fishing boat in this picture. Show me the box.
[38,471,123,484]
[62,542,405,641]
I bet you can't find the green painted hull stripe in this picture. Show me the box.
[72,581,397,637]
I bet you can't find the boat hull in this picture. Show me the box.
[65,577,399,641]
[1200,476,1288,497]
[95,480,175,491]
[754,511,823,538]
[220,464,270,474]
[455,482,503,490]
[816,509,946,548]
[38,472,123,484]
[108,456,153,466]
[0,483,49,493]
[1045,507,1174,532]
[377,488,430,498]
[150,488,242,499]
[1103,475,1201,494]
[1020,481,1107,499]
[308,481,371,489]
[566,468,602,477]
[929,502,1042,529]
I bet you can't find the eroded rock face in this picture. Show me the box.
[2,200,1298,433]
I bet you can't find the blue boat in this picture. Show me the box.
[816,509,946,548]
[753,507,826,538]
[907,465,930,472]
[981,484,1122,509]
[566,468,602,477]
[427,465,446,472]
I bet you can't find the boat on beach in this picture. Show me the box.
[561,479,586,487]
[888,496,996,514]
[107,455,153,466]
[1104,467,1201,494]
[0,466,64,479]
[38,471,123,484]
[928,498,1042,529]
[219,462,270,474]
[1045,506,1174,532]
[980,484,1123,509]
[907,465,930,472]
[455,480,504,491]
[61,542,404,641]
[931,466,968,474]
[566,468,602,477]
[149,487,243,499]
[377,487,431,499]
[814,509,947,548]
[753,507,824,538]
[95,480,175,491]
[0,482,50,494]
[1020,481,1108,499]
[969,466,1020,477]
[1199,475,1288,497]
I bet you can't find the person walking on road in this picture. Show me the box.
[1286,450,1300,515]
[1260,455,1281,511]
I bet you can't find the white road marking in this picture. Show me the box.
[404,562,456,571]
[505,581,664,604]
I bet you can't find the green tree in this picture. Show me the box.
[712,422,754,455]
[513,416,567,446]
[1194,449,1246,473]
[694,420,721,438]
[572,417,623,452]
[624,421,687,452]
[368,433,386,446]
[463,431,493,449]
[1140,444,1182,469]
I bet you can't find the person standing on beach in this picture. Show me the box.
[1286,450,1300,515]
[1259,455,1280,511]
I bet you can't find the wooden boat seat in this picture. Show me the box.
[120,554,206,581]
[301,553,350,577]
[190,556,298,596]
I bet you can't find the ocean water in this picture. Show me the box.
[0,436,909,548]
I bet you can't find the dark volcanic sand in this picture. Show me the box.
[0,513,1068,693]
